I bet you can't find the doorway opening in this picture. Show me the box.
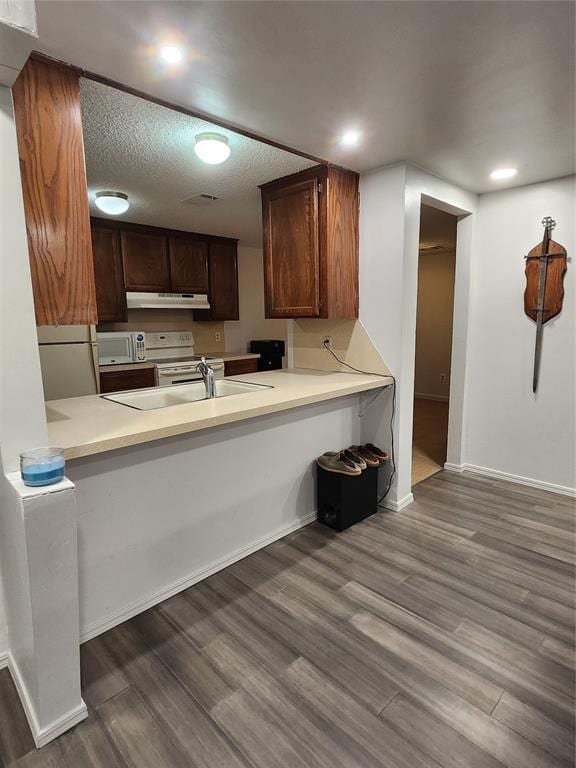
[412,204,458,485]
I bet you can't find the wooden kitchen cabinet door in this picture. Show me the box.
[12,56,97,325]
[91,223,127,322]
[261,176,320,317]
[224,358,259,377]
[169,237,209,293]
[99,366,156,393]
[260,165,359,319]
[122,231,170,292]
[195,241,239,321]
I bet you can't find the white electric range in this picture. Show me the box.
[145,332,225,387]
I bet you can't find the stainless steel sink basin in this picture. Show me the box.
[102,379,273,411]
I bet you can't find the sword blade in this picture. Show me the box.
[531,235,550,393]
[532,311,544,393]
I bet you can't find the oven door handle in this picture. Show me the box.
[158,367,200,376]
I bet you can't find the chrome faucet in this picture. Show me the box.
[198,356,216,398]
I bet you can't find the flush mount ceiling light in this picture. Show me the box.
[194,132,231,164]
[160,45,183,64]
[490,167,517,181]
[340,130,361,147]
[94,191,129,215]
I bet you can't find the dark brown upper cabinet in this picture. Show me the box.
[169,237,209,294]
[89,218,239,322]
[260,165,359,319]
[122,230,170,292]
[194,240,239,321]
[208,241,239,320]
[91,222,127,323]
[12,56,97,326]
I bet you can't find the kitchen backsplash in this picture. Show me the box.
[98,309,226,354]
[292,318,390,375]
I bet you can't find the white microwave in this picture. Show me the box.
[97,331,147,365]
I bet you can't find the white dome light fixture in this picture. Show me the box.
[160,45,183,64]
[340,129,361,148]
[194,132,231,165]
[94,191,129,215]
[490,167,517,181]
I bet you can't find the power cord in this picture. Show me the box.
[322,340,396,503]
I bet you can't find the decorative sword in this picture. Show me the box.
[530,217,554,393]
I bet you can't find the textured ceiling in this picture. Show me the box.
[80,79,314,246]
[37,1,574,193]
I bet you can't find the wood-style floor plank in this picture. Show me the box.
[0,670,36,765]
[381,693,507,768]
[0,471,572,768]
[492,691,574,762]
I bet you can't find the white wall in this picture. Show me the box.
[414,250,456,399]
[225,245,288,358]
[464,176,575,493]
[66,396,363,639]
[0,83,48,665]
[359,162,477,507]
[358,164,408,507]
[0,84,85,744]
[0,85,48,472]
[0,1,37,86]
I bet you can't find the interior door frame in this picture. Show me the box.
[412,202,460,482]
[413,193,474,481]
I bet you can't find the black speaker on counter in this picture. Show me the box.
[249,339,285,371]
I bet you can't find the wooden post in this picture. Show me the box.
[11,56,97,326]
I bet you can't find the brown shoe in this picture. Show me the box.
[317,451,361,476]
[349,445,380,468]
[343,448,367,470]
[365,443,389,462]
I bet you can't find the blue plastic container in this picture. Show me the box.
[20,448,65,487]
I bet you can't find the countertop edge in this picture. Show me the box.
[64,377,391,460]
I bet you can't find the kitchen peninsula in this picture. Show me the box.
[49,368,391,643]
[47,368,390,458]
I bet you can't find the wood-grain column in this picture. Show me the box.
[11,56,97,326]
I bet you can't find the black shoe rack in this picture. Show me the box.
[317,465,379,532]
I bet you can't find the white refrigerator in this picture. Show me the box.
[37,325,100,400]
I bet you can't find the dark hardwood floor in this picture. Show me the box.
[1,472,574,768]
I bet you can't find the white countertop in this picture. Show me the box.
[199,352,261,362]
[45,368,392,460]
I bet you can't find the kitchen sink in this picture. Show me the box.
[102,379,273,410]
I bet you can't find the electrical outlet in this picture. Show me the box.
[323,336,332,348]
[215,332,222,343]
[440,373,446,382]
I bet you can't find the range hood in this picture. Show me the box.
[126,292,210,310]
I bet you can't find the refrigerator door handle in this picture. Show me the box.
[91,343,101,394]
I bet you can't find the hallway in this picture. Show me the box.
[412,398,449,485]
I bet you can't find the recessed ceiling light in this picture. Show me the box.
[194,132,231,165]
[160,45,183,64]
[94,191,129,215]
[490,167,517,181]
[340,130,361,147]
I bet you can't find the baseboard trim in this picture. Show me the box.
[444,462,465,473]
[380,492,414,512]
[444,462,575,497]
[8,654,87,748]
[80,511,317,643]
[414,393,449,402]
[0,650,9,670]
